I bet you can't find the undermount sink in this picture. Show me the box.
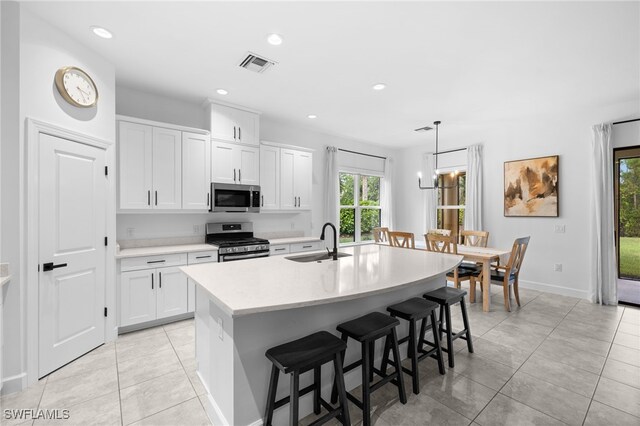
[285,252,352,263]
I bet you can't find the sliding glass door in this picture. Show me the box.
[614,146,640,305]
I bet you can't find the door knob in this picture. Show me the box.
[42,262,67,272]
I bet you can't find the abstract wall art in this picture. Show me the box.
[504,155,559,217]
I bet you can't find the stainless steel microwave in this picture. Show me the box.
[209,183,260,213]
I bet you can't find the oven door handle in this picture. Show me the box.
[221,252,270,261]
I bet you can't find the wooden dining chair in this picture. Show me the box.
[388,231,415,249]
[425,234,478,290]
[373,227,390,243]
[471,236,530,311]
[459,230,489,247]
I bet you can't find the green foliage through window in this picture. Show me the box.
[339,173,383,244]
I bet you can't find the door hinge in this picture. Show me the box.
[104,236,108,246]
[105,166,108,176]
[104,307,108,317]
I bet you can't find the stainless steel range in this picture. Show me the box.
[206,222,270,262]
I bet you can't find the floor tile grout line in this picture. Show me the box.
[470,293,579,426]
[581,306,626,426]
[123,396,203,426]
[115,335,125,426]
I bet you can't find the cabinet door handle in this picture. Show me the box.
[233,169,236,182]
[151,273,154,290]
[148,190,151,206]
[155,191,158,206]
[195,255,211,259]
[302,245,312,249]
[238,169,241,182]
[207,193,210,206]
[261,195,264,207]
[233,126,236,140]
[159,272,162,288]
[147,260,166,264]
[274,248,286,252]
[238,127,241,140]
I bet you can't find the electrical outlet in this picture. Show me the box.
[193,224,200,234]
[217,317,224,340]
[126,228,135,237]
[554,263,563,272]
[554,225,566,233]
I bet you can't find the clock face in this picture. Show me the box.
[55,67,98,108]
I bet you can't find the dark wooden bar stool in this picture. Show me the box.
[385,297,446,394]
[330,312,407,426]
[423,286,474,368]
[264,331,350,426]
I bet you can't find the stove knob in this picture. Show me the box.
[233,247,239,252]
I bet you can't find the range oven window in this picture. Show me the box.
[215,189,250,207]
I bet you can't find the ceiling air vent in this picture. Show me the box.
[239,52,277,73]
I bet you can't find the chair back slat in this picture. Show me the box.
[427,229,452,237]
[373,227,389,243]
[425,234,458,254]
[505,236,530,277]
[388,231,415,249]
[460,230,489,247]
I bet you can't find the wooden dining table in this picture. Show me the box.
[455,245,511,312]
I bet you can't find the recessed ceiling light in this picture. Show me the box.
[216,89,228,95]
[90,26,113,39]
[267,33,283,45]
[307,114,317,119]
[372,83,386,91]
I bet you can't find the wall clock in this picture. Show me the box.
[54,66,98,108]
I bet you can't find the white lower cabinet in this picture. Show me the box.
[269,240,323,256]
[119,252,200,328]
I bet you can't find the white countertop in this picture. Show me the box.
[181,244,462,317]
[115,244,216,259]
[0,275,10,288]
[268,236,322,245]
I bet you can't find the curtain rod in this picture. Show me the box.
[613,118,640,125]
[432,147,467,156]
[338,148,387,160]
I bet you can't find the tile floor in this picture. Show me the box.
[1,286,639,426]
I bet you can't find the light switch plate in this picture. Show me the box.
[554,263,563,272]
[554,225,566,233]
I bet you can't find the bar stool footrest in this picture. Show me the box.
[273,383,316,410]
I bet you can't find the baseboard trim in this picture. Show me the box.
[519,280,589,300]
[197,371,231,426]
[1,372,27,396]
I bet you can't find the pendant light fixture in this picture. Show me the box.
[417,120,457,190]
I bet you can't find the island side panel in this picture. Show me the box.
[196,285,236,426]
[231,275,446,426]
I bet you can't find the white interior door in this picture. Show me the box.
[38,133,106,377]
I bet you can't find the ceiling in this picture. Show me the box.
[23,1,640,147]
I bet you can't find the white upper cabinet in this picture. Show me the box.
[259,145,280,210]
[211,141,259,185]
[182,132,211,210]
[118,122,153,210]
[262,143,313,211]
[117,116,209,211]
[152,127,182,209]
[206,101,260,146]
[294,151,313,209]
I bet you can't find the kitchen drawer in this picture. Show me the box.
[290,241,323,253]
[269,244,290,256]
[188,251,218,264]
[121,253,188,272]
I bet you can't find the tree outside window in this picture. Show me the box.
[339,173,382,244]
[436,171,466,237]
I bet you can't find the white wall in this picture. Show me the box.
[1,4,116,392]
[395,102,640,299]
[115,86,400,242]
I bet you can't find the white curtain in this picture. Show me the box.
[381,158,394,229]
[422,152,437,231]
[324,146,339,226]
[590,123,617,305]
[464,144,483,231]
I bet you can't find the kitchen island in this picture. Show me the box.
[181,244,462,426]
